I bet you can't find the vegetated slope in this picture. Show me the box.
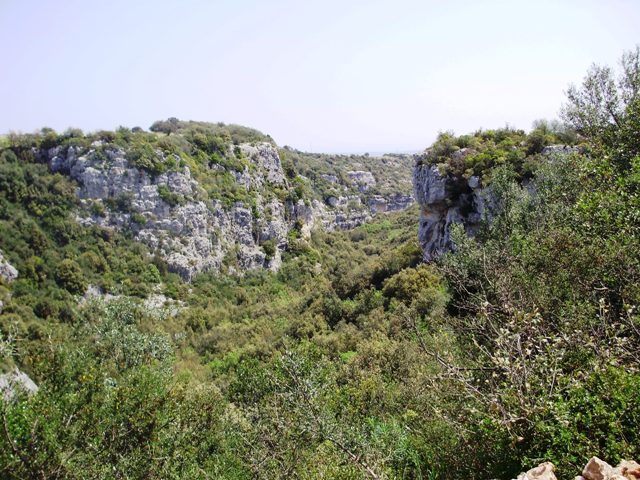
[1,48,639,480]
[280,147,415,205]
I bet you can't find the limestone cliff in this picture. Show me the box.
[413,145,579,261]
[41,141,412,280]
[413,159,490,261]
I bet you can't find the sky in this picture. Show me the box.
[1,0,639,153]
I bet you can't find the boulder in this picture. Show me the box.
[615,461,640,480]
[515,462,557,480]
[582,457,622,480]
[513,457,639,480]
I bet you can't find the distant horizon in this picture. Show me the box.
[1,0,639,152]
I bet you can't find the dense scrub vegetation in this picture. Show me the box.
[1,48,639,479]
[418,119,580,181]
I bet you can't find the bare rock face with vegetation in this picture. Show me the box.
[412,126,580,261]
[413,159,489,260]
[45,141,291,279]
[25,122,415,280]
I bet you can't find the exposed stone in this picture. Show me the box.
[616,460,640,480]
[143,293,184,317]
[413,161,491,261]
[0,250,18,283]
[347,170,376,192]
[325,195,339,208]
[368,193,414,214]
[81,284,121,304]
[41,142,413,281]
[542,144,580,155]
[582,457,611,480]
[238,143,287,186]
[0,368,38,401]
[414,164,449,205]
[320,174,339,184]
[515,462,557,480]
[518,458,640,480]
[468,175,480,189]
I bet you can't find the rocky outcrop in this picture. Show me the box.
[413,146,576,262]
[413,159,490,261]
[0,368,38,401]
[46,143,296,280]
[347,170,376,192]
[368,193,414,214]
[541,145,580,156]
[514,458,640,480]
[0,250,18,283]
[42,142,413,280]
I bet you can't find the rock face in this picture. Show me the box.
[413,160,490,261]
[368,193,414,214]
[514,458,640,480]
[413,146,576,262]
[0,250,18,283]
[42,143,413,280]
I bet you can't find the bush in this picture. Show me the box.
[261,239,277,260]
[157,184,184,207]
[55,259,86,295]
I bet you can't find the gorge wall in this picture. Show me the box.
[41,142,413,280]
[413,145,578,261]
[413,154,491,261]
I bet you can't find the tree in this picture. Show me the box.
[149,117,180,136]
[562,46,640,150]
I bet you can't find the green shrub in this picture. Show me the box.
[55,259,86,295]
[261,239,277,260]
[157,184,185,207]
[130,212,146,225]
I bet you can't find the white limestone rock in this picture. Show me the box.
[347,170,376,192]
[0,250,18,283]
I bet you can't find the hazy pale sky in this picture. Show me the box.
[1,0,639,152]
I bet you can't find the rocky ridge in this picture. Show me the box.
[43,142,412,280]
